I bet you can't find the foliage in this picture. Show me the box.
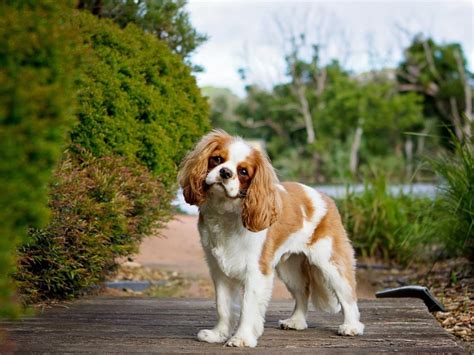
[428,139,474,259]
[233,63,425,183]
[209,35,473,184]
[397,36,473,144]
[16,153,170,303]
[338,173,435,265]
[339,137,474,264]
[317,72,425,181]
[77,0,207,66]
[0,1,79,317]
[203,86,242,133]
[70,10,209,188]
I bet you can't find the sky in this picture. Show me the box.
[186,0,474,97]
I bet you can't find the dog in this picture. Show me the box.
[178,130,364,348]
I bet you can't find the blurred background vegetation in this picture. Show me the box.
[211,37,472,184]
[0,0,472,319]
[206,16,473,267]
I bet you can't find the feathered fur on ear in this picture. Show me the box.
[178,130,231,206]
[242,150,282,232]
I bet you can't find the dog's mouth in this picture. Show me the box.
[206,182,245,199]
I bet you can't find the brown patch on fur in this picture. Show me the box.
[258,182,314,275]
[241,150,282,232]
[208,148,229,170]
[178,130,232,206]
[236,155,256,192]
[308,194,357,297]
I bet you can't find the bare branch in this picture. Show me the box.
[314,67,327,97]
[449,97,464,140]
[239,117,288,140]
[453,48,473,139]
[350,122,363,174]
[422,40,441,81]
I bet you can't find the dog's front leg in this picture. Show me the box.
[198,256,239,343]
[226,273,274,348]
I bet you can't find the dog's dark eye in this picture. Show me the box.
[211,156,223,164]
[239,168,248,176]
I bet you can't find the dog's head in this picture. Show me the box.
[178,130,281,232]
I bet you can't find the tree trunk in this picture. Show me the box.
[449,97,464,141]
[295,84,315,144]
[350,123,363,175]
[454,49,473,140]
[416,127,429,156]
[404,137,413,180]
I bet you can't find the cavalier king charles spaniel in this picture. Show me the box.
[178,130,364,348]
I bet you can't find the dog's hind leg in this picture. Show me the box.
[309,265,341,314]
[276,253,310,330]
[307,237,364,336]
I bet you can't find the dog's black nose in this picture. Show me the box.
[219,167,232,179]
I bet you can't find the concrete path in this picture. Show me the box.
[0,298,463,353]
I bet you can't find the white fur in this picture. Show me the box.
[198,187,272,347]
[309,238,364,335]
[276,254,308,330]
[190,140,363,348]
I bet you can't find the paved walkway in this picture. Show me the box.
[0,298,462,353]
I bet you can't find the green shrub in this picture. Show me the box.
[16,152,170,303]
[0,1,79,317]
[70,10,209,188]
[428,139,474,259]
[14,10,209,303]
[338,173,434,265]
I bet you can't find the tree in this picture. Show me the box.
[234,61,425,183]
[397,36,473,142]
[202,86,241,133]
[77,0,207,67]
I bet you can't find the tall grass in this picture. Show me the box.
[428,139,473,259]
[338,174,434,265]
[339,137,473,265]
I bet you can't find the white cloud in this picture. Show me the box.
[187,0,474,96]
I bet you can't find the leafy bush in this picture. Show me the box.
[14,9,209,303]
[338,173,434,265]
[16,152,170,303]
[0,1,79,316]
[428,139,473,259]
[70,10,209,188]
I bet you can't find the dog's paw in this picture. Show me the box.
[197,329,228,343]
[279,317,308,330]
[337,321,364,336]
[225,334,257,348]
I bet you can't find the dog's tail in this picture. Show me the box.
[309,266,341,313]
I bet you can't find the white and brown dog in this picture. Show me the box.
[178,130,364,348]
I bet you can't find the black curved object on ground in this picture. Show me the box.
[376,285,446,312]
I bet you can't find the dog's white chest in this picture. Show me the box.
[211,244,246,279]
[199,212,265,280]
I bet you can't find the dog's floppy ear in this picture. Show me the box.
[242,150,282,232]
[178,130,231,206]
